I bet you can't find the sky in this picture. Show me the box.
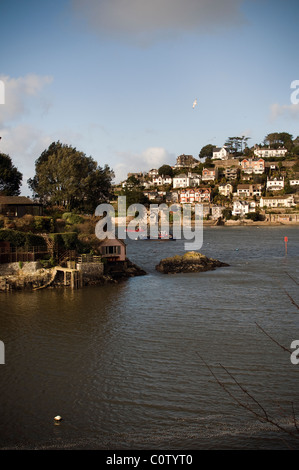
[0,0,299,195]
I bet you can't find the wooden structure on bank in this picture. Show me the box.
[56,266,83,289]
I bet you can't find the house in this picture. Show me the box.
[290,178,299,186]
[259,195,295,208]
[152,175,172,186]
[240,158,265,174]
[212,146,231,160]
[224,167,238,180]
[148,169,159,178]
[237,184,262,197]
[187,172,201,186]
[173,174,190,189]
[98,238,126,262]
[254,147,288,159]
[175,154,199,168]
[0,196,43,218]
[202,167,218,181]
[266,177,284,191]
[232,200,256,217]
[218,183,233,197]
[179,188,211,203]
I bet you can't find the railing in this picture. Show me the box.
[0,245,49,263]
[77,254,102,263]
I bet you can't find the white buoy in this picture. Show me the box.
[54,415,62,422]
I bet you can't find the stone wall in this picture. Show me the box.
[0,261,42,276]
[76,262,104,282]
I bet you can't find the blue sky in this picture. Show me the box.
[0,0,299,195]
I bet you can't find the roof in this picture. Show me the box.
[261,195,293,200]
[0,196,40,205]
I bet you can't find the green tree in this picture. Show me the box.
[158,165,173,177]
[28,141,114,212]
[199,144,215,160]
[121,186,149,208]
[0,153,23,195]
[263,132,293,150]
[126,175,141,188]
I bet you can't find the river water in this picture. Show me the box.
[0,226,299,450]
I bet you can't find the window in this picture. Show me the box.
[103,246,121,255]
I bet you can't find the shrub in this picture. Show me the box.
[62,212,84,225]
[0,229,46,247]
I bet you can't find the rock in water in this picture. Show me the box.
[155,251,229,274]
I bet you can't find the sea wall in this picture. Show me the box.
[76,262,104,282]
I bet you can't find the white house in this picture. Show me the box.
[212,146,230,160]
[290,178,299,186]
[152,175,172,186]
[254,147,288,159]
[232,200,256,217]
[219,183,233,197]
[173,174,190,189]
[259,195,295,208]
[266,177,284,191]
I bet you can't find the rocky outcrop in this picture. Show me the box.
[155,251,229,274]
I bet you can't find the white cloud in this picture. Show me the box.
[0,74,53,125]
[114,146,175,182]
[71,0,247,44]
[270,103,299,120]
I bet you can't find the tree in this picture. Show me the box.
[0,153,23,196]
[199,144,215,160]
[158,164,173,177]
[126,175,141,188]
[28,141,114,212]
[264,132,293,150]
[120,186,149,208]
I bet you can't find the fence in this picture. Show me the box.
[0,246,49,264]
[77,254,102,263]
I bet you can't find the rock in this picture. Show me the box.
[155,251,229,274]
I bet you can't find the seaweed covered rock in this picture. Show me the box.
[155,251,229,274]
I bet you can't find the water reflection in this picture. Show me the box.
[0,226,298,449]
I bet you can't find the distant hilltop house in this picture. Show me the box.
[259,195,295,208]
[212,146,232,161]
[0,196,43,218]
[266,177,284,191]
[237,183,262,198]
[240,158,265,175]
[179,188,211,203]
[172,173,201,189]
[254,146,288,159]
[148,169,159,178]
[175,154,199,168]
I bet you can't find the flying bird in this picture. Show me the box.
[192,99,198,109]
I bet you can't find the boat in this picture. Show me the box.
[138,231,176,241]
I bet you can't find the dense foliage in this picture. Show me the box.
[28,141,114,212]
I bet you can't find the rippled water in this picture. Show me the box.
[0,226,299,449]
